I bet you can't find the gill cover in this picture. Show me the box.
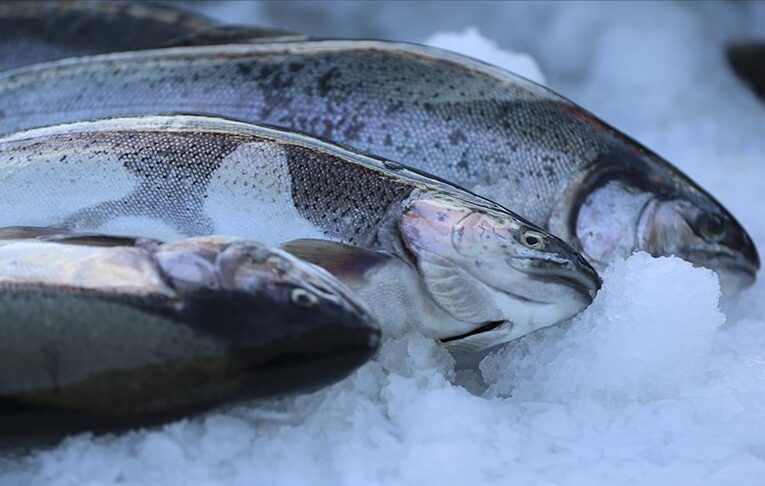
[549,145,759,289]
[398,194,513,323]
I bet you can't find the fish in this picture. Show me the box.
[0,227,380,443]
[0,40,754,289]
[0,114,600,351]
[0,0,213,72]
[279,238,557,353]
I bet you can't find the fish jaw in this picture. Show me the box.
[636,198,759,292]
[555,163,759,293]
[393,191,599,348]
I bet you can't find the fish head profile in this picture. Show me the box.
[388,191,600,349]
[557,144,760,292]
[153,237,381,396]
[635,188,759,291]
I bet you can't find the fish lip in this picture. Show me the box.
[532,272,599,302]
[509,255,601,301]
[683,248,758,288]
[480,281,553,305]
[440,320,505,343]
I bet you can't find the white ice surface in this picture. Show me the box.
[3,2,765,484]
[425,27,546,84]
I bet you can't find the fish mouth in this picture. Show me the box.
[180,285,382,397]
[684,248,758,290]
[534,271,600,302]
[440,320,504,343]
[235,320,381,398]
[511,256,601,302]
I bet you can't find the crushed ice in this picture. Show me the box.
[3,3,765,484]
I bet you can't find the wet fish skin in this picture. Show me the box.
[0,115,599,350]
[0,0,214,72]
[160,24,309,48]
[279,238,569,353]
[0,231,380,442]
[0,40,753,288]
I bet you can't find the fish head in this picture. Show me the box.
[565,147,759,292]
[391,191,600,343]
[153,237,381,395]
[636,195,759,291]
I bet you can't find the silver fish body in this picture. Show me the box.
[0,1,214,72]
[0,40,753,287]
[280,238,553,353]
[0,115,599,351]
[0,230,380,442]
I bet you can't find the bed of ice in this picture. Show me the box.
[2,2,765,484]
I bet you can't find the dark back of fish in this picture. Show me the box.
[0,116,427,247]
[0,1,213,72]
[0,41,591,225]
[0,40,756,283]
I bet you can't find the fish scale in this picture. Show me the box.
[286,145,412,245]
[0,42,708,218]
[0,40,751,285]
[58,131,242,234]
[0,115,602,351]
[0,42,592,225]
[0,118,430,246]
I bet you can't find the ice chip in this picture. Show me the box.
[481,253,725,403]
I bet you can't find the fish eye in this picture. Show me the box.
[291,288,318,307]
[521,230,546,250]
[698,213,725,241]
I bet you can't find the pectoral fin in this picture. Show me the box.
[0,226,66,240]
[0,226,158,248]
[280,239,391,285]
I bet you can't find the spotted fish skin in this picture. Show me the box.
[0,40,754,287]
[0,115,601,352]
[0,116,424,246]
[0,1,215,73]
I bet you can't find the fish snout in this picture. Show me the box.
[527,235,601,301]
[565,248,602,299]
[736,220,760,275]
[670,201,760,292]
[707,209,760,288]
